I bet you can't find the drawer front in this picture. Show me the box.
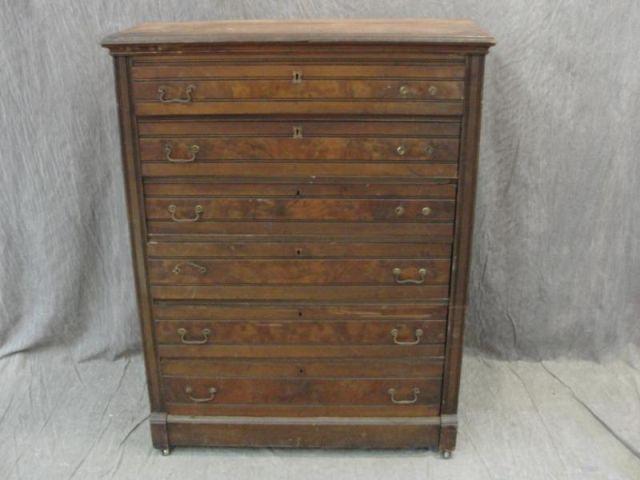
[140,137,459,162]
[154,319,446,345]
[163,376,441,406]
[132,62,464,116]
[148,258,450,286]
[145,198,454,223]
[146,241,452,259]
[133,79,464,101]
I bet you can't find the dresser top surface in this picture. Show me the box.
[101,19,495,48]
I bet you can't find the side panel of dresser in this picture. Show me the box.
[438,54,486,454]
[113,56,168,450]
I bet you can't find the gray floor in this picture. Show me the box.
[1,351,639,480]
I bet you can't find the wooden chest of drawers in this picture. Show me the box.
[102,19,494,457]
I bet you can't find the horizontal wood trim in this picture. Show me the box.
[138,119,461,137]
[145,198,455,222]
[160,357,444,378]
[133,79,464,101]
[148,258,451,286]
[147,221,454,239]
[146,241,453,259]
[162,377,441,405]
[166,404,440,417]
[151,284,450,302]
[152,302,449,321]
[139,137,460,162]
[158,344,445,359]
[135,99,463,116]
[166,419,440,448]
[131,63,466,80]
[154,318,446,345]
[141,162,458,179]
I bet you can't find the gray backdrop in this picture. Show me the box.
[1,0,638,362]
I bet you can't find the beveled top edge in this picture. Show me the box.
[101,19,496,48]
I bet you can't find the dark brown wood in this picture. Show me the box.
[104,19,493,454]
[101,19,495,48]
[139,137,460,162]
[154,318,446,344]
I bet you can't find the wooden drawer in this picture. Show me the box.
[162,376,441,406]
[139,137,459,162]
[161,358,443,417]
[132,62,464,116]
[145,198,454,222]
[154,319,446,345]
[146,241,452,259]
[133,79,464,102]
[148,258,450,286]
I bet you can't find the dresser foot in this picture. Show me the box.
[441,450,452,459]
[161,448,171,456]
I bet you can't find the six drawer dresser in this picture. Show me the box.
[102,19,495,457]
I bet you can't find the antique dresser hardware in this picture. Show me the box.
[157,84,196,103]
[103,18,494,458]
[390,328,424,345]
[388,387,421,405]
[167,204,203,223]
[185,386,217,403]
[392,267,428,284]
[177,327,211,345]
[172,261,207,275]
[164,143,199,163]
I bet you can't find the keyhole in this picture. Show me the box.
[295,189,301,197]
[298,311,303,317]
[296,249,302,256]
[298,367,305,374]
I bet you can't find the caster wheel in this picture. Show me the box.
[441,450,452,459]
[161,448,171,456]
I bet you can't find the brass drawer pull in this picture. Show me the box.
[391,328,423,345]
[396,145,406,156]
[185,386,217,403]
[388,387,420,405]
[394,206,405,216]
[172,261,207,275]
[168,204,203,223]
[428,85,438,96]
[392,267,427,284]
[399,85,410,96]
[425,145,435,156]
[422,206,432,216]
[157,84,196,103]
[177,327,211,345]
[164,143,199,163]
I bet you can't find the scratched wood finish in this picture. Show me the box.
[139,137,460,162]
[103,19,494,453]
[154,319,446,344]
[133,79,464,101]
